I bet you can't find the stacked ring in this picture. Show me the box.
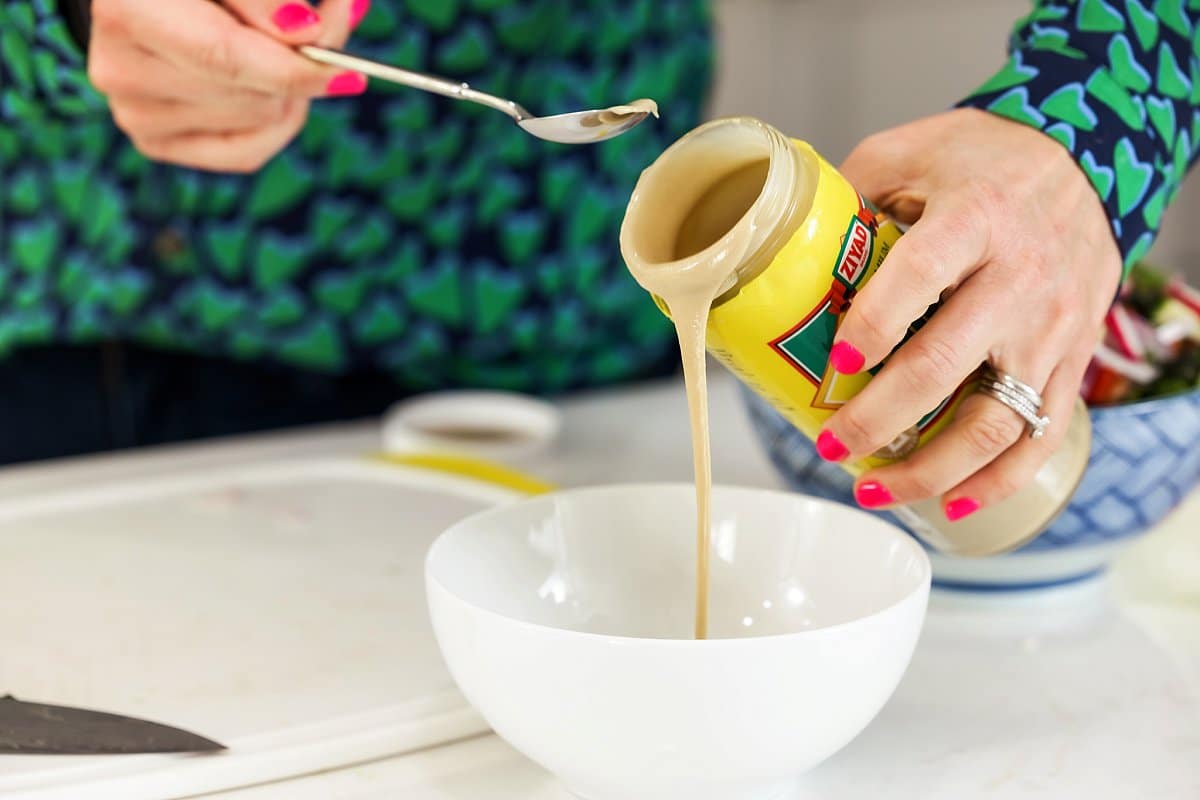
[978,364,1051,440]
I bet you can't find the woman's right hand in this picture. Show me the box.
[88,0,369,172]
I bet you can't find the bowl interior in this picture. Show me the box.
[426,484,929,640]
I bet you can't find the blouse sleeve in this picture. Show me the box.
[957,0,1200,274]
[1,0,106,124]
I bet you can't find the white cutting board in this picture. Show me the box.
[0,458,521,800]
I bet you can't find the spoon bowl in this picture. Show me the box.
[517,108,655,145]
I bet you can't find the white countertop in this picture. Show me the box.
[4,371,1198,799]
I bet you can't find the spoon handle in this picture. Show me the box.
[299,46,531,122]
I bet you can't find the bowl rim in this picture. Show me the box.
[424,482,932,647]
[1088,385,1200,416]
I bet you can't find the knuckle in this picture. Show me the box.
[227,143,277,173]
[198,37,243,84]
[938,189,995,253]
[109,105,139,134]
[894,233,935,269]
[241,99,288,128]
[222,114,304,173]
[1052,311,1083,344]
[852,303,893,351]
[1049,294,1082,331]
[227,153,268,174]
[280,100,310,134]
[1006,238,1050,288]
[246,151,274,172]
[276,64,319,97]
[985,470,1024,503]
[1007,262,1040,297]
[270,98,294,124]
[131,136,169,163]
[961,409,1022,459]
[901,336,961,391]
[907,474,945,501]
[891,228,962,298]
[906,256,947,297]
[901,470,941,501]
[836,407,877,452]
[963,177,1006,220]
[87,53,120,94]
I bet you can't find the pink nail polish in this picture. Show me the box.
[273,3,320,32]
[350,0,371,27]
[855,481,894,509]
[325,71,367,96]
[829,341,865,374]
[944,497,981,522]
[816,430,849,462]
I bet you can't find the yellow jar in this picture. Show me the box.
[621,117,1091,556]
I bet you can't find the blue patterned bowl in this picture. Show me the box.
[744,386,1200,590]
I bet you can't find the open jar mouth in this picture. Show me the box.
[619,116,816,305]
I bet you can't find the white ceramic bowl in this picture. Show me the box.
[425,484,931,800]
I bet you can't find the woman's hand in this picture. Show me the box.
[88,0,369,172]
[819,108,1120,521]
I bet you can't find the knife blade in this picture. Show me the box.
[0,695,226,755]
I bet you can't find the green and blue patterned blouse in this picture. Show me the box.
[0,0,712,393]
[960,0,1200,273]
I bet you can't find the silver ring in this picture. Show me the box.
[978,364,1050,440]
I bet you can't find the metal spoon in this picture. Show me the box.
[300,46,657,145]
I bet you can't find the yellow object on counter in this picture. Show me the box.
[372,452,556,496]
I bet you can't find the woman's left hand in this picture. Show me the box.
[819,108,1120,521]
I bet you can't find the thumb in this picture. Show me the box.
[838,132,925,224]
[221,0,327,43]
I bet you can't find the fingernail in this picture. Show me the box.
[855,480,894,509]
[816,430,849,462]
[944,497,981,522]
[830,341,865,374]
[273,2,320,32]
[350,0,371,27]
[325,71,367,96]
